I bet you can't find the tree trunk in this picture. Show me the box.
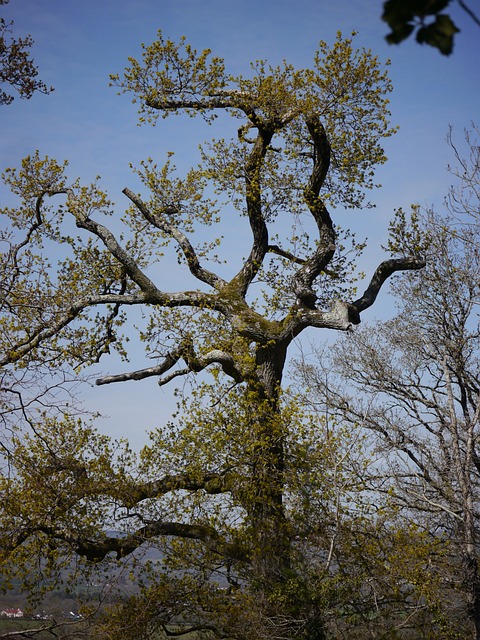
[464,550,480,639]
[247,341,290,587]
[245,339,327,638]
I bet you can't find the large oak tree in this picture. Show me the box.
[0,33,424,638]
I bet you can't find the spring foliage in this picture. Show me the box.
[0,32,427,639]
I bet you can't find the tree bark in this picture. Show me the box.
[246,342,291,587]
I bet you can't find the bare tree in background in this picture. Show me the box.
[296,126,480,638]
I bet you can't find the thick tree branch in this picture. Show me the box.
[145,97,234,112]
[122,187,226,290]
[96,343,245,386]
[181,345,245,383]
[144,90,267,126]
[61,188,224,310]
[32,521,221,562]
[2,285,219,369]
[143,87,253,112]
[96,347,183,386]
[292,115,335,308]
[123,470,233,507]
[0,292,149,367]
[352,257,426,313]
[114,521,219,558]
[1,188,220,367]
[288,300,359,334]
[230,127,273,297]
[157,368,191,386]
[66,193,168,298]
[161,623,222,638]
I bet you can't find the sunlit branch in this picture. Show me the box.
[403,488,463,521]
[181,346,245,383]
[157,368,191,386]
[283,300,360,334]
[144,90,267,127]
[145,97,234,111]
[96,347,183,385]
[97,341,245,386]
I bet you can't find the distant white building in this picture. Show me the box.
[1,608,24,618]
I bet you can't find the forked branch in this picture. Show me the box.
[96,343,245,386]
[293,115,335,308]
[122,187,226,290]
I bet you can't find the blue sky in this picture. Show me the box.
[1,0,479,446]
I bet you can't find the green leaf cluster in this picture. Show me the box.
[382,0,460,55]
